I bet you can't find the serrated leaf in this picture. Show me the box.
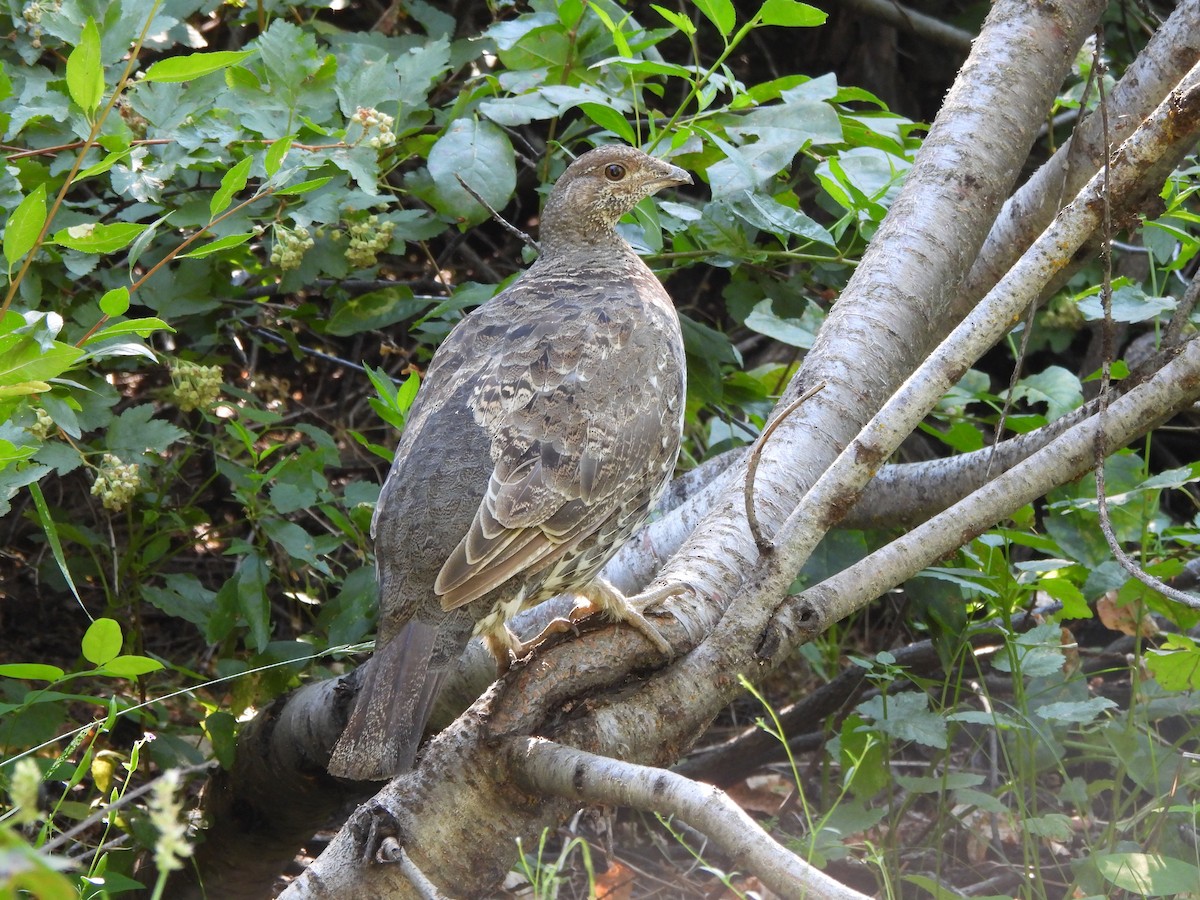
[325,287,424,336]
[894,772,985,792]
[66,18,105,114]
[99,287,129,318]
[760,0,826,27]
[856,692,948,749]
[0,662,65,681]
[179,232,254,259]
[211,155,254,217]
[107,404,187,455]
[427,119,516,224]
[53,222,147,254]
[1035,697,1117,724]
[1007,366,1082,421]
[143,50,256,84]
[81,617,122,665]
[4,183,47,267]
[744,298,817,348]
[1077,282,1176,323]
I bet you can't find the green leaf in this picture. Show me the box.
[1035,697,1117,725]
[66,18,105,114]
[237,554,271,653]
[0,337,82,388]
[325,287,424,336]
[204,711,238,769]
[179,232,254,259]
[1007,366,1082,421]
[427,119,516,224]
[838,713,888,798]
[4,183,47,268]
[1077,282,1176,323]
[760,0,826,27]
[580,102,637,143]
[107,404,187,455]
[1037,576,1090,619]
[99,655,164,677]
[211,155,254,217]
[744,298,818,348]
[652,4,697,35]
[265,135,293,176]
[53,222,147,254]
[274,176,332,197]
[856,692,948,749]
[84,317,174,345]
[894,772,985,793]
[143,50,256,84]
[77,147,132,180]
[692,0,735,36]
[0,663,65,681]
[1094,852,1200,896]
[99,287,130,318]
[1023,814,1073,841]
[26,480,85,608]
[81,617,122,665]
[1145,634,1200,691]
[142,575,218,632]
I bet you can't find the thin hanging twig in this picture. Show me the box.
[454,174,541,253]
[744,382,825,553]
[1092,32,1200,610]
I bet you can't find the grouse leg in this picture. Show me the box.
[517,577,678,657]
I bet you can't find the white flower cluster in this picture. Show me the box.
[345,215,395,269]
[91,453,140,512]
[149,769,194,874]
[270,224,314,271]
[171,360,222,412]
[353,106,396,150]
[29,406,55,440]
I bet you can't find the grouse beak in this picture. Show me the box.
[650,161,694,189]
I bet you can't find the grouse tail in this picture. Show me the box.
[327,619,443,780]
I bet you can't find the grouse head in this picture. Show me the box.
[539,145,692,252]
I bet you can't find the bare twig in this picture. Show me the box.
[510,738,872,900]
[745,383,825,553]
[454,174,540,252]
[1091,35,1200,611]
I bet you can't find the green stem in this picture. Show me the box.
[646,10,763,151]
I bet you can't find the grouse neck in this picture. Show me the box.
[536,224,633,260]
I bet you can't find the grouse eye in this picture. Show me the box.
[604,163,626,181]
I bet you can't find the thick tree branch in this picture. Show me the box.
[961,0,1200,313]
[509,738,873,900]
[771,335,1200,641]
[651,0,1106,643]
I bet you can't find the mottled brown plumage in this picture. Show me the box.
[327,146,691,781]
